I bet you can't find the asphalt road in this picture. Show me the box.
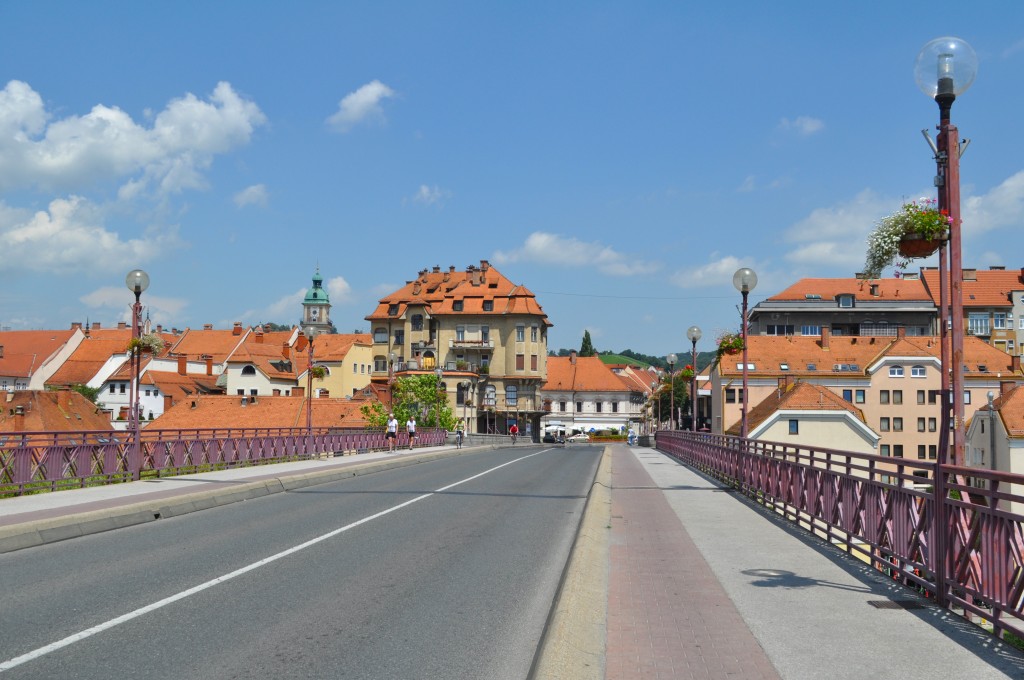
[0,445,603,680]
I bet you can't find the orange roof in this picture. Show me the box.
[0,389,114,432]
[768,277,931,302]
[921,267,1024,308]
[145,370,222,401]
[47,328,133,387]
[727,381,865,436]
[0,329,78,379]
[166,328,247,363]
[543,356,636,392]
[151,395,368,429]
[366,261,551,326]
[989,385,1024,437]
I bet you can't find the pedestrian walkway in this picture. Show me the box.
[610,446,1024,679]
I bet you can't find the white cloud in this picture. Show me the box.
[962,170,1024,236]
[779,116,825,136]
[782,190,894,270]
[669,254,749,288]
[0,196,182,273]
[326,276,353,303]
[80,286,188,328]
[326,80,396,133]
[410,184,451,207]
[492,231,661,277]
[233,184,268,208]
[0,80,267,195]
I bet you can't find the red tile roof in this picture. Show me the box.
[0,389,114,432]
[543,356,636,392]
[921,267,1024,308]
[0,329,78,379]
[991,385,1024,438]
[768,278,931,301]
[166,328,247,363]
[47,328,133,387]
[150,395,370,430]
[727,381,865,436]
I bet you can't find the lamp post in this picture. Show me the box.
[125,269,149,479]
[687,325,702,432]
[733,268,757,438]
[651,379,661,431]
[666,353,677,430]
[461,380,472,433]
[915,37,976,467]
[435,366,444,431]
[303,325,321,454]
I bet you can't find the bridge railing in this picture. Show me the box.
[655,430,1024,642]
[0,426,446,496]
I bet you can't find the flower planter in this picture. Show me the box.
[898,233,945,258]
[724,348,740,355]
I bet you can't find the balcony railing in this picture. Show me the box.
[655,430,1024,643]
[449,338,494,350]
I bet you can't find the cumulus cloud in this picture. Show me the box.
[0,196,182,273]
[326,276,353,303]
[80,286,188,327]
[326,80,396,133]
[0,80,266,195]
[410,184,451,207]
[233,183,268,208]
[669,254,748,288]
[779,115,825,136]
[962,170,1024,236]
[781,190,895,270]
[492,231,660,277]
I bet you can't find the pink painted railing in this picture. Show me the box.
[656,430,1024,642]
[0,427,446,496]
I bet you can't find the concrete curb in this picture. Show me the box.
[0,445,487,554]
[530,446,611,680]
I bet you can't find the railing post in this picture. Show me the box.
[933,463,948,606]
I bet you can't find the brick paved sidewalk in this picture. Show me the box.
[607,447,780,679]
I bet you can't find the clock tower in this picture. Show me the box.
[302,268,332,334]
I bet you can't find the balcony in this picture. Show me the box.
[450,338,494,350]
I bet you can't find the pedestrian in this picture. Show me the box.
[406,416,416,449]
[386,413,398,452]
[455,418,465,448]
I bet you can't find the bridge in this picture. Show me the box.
[2,429,1024,678]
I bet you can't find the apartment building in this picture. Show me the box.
[365,260,551,435]
[541,353,647,435]
[921,266,1024,356]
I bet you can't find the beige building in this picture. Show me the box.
[965,381,1024,512]
[365,261,551,435]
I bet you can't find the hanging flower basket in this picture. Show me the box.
[126,334,164,355]
[713,332,744,366]
[678,365,695,380]
[863,198,950,278]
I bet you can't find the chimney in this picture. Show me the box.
[163,395,174,412]
[413,282,422,295]
[820,326,830,350]
[990,265,1005,271]
[778,376,790,392]
[293,386,305,398]
[71,322,83,330]
[204,354,213,376]
[570,350,577,365]
[92,322,101,330]
[1012,355,1021,373]
[13,405,25,431]
[117,322,127,330]
[177,354,187,375]
[480,259,489,272]
[897,326,906,339]
[1001,380,1016,396]
[282,342,291,360]
[232,322,243,336]
[255,330,264,344]
[432,265,441,273]
[203,324,213,331]
[156,324,163,333]
[963,269,977,281]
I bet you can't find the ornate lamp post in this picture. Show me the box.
[687,325,702,432]
[303,325,321,453]
[915,37,976,466]
[666,353,677,430]
[733,268,757,438]
[125,269,149,479]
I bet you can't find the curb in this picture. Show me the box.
[0,445,488,554]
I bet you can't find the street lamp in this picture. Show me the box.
[915,37,977,466]
[651,379,661,431]
[125,269,149,478]
[435,366,445,430]
[687,325,702,432]
[733,267,757,438]
[666,353,677,430]
[302,325,321,449]
[461,379,472,433]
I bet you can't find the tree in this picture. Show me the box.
[359,375,457,430]
[580,330,595,357]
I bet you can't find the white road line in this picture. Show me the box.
[0,449,552,673]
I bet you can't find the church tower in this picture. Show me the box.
[302,268,332,334]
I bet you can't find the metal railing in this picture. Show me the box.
[655,430,1024,642]
[0,426,446,496]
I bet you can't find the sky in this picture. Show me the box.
[1,2,1023,358]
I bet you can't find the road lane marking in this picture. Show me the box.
[0,449,552,673]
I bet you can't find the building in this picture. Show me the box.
[154,394,369,430]
[0,389,114,433]
[301,268,333,336]
[365,260,551,435]
[541,353,641,436]
[921,266,1024,356]
[0,328,83,392]
[965,381,1024,512]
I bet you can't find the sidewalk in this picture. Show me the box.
[611,446,1024,679]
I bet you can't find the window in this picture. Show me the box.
[917,390,926,404]
[838,295,854,308]
[881,445,890,457]
[893,390,902,405]
[880,417,890,432]
[505,385,517,406]
[725,389,736,403]
[766,325,794,336]
[801,325,821,336]
[453,300,463,312]
[879,390,890,404]
[611,402,618,413]
[387,304,399,316]
[911,365,926,378]
[928,390,939,405]
[250,389,258,396]
[481,326,489,342]
[928,418,937,432]
[374,328,388,343]
[241,365,256,376]
[354,363,358,373]
[483,300,493,312]
[917,418,926,432]
[842,389,853,402]
[559,401,566,412]
[516,353,525,370]
[516,325,525,342]
[596,402,603,413]
[964,390,972,405]
[237,389,244,396]
[893,417,903,432]
[918,445,926,460]
[531,325,538,342]
[968,312,989,335]
[855,390,865,404]
[531,354,538,370]
[109,384,115,394]
[929,445,937,459]
[789,419,799,435]
[893,445,904,458]
[576,401,583,412]
[394,330,404,346]
[120,384,126,394]
[374,358,387,372]
[483,385,496,406]
[456,326,465,341]
[411,314,424,330]
[145,389,151,397]
[889,366,904,377]
[994,313,1007,330]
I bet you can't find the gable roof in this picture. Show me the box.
[0,389,114,432]
[151,395,368,430]
[728,381,867,436]
[989,385,1024,438]
[0,329,79,380]
[166,328,247,364]
[46,328,133,387]
[767,277,932,302]
[921,267,1024,308]
[543,356,635,393]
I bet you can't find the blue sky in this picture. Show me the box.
[1,2,1023,357]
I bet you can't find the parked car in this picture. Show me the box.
[542,433,566,444]
[567,433,590,442]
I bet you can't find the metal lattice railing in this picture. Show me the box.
[0,426,446,496]
[655,430,1024,642]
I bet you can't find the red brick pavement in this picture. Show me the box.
[607,448,781,679]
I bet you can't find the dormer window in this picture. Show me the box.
[483,300,494,311]
[453,300,463,312]
[387,304,399,316]
[241,365,256,376]
[838,295,854,308]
